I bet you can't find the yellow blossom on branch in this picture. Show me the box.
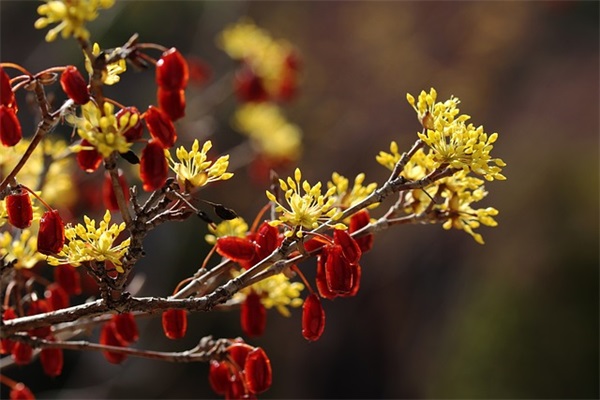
[34,0,115,42]
[165,139,233,191]
[85,42,127,85]
[327,172,378,210]
[266,168,345,237]
[205,217,249,245]
[0,230,45,269]
[47,210,130,272]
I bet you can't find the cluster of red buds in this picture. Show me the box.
[99,312,139,364]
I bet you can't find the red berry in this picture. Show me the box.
[116,106,143,142]
[215,236,256,263]
[208,360,231,395]
[161,309,187,340]
[40,338,63,377]
[37,210,65,256]
[6,189,33,229]
[60,65,90,105]
[244,347,272,394]
[102,170,130,211]
[140,139,168,191]
[76,139,103,173]
[157,87,186,121]
[45,283,70,311]
[302,293,325,341]
[112,312,139,344]
[0,66,16,109]
[9,383,35,400]
[240,291,266,338]
[144,105,177,149]
[53,264,82,295]
[11,341,33,365]
[0,104,22,147]
[156,47,189,90]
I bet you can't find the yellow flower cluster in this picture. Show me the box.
[327,172,378,210]
[205,217,249,245]
[47,210,130,272]
[217,18,294,94]
[165,139,233,191]
[233,103,302,161]
[68,102,134,158]
[85,43,127,85]
[0,229,44,269]
[235,274,305,317]
[34,0,115,42]
[266,168,345,237]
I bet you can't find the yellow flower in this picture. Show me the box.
[47,210,130,272]
[205,217,249,245]
[34,0,115,42]
[165,139,234,191]
[85,43,126,85]
[266,168,345,237]
[67,102,133,158]
[327,172,378,209]
[0,229,45,269]
[233,103,302,161]
[234,273,305,317]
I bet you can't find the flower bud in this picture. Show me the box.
[234,65,269,103]
[241,291,266,338]
[9,382,34,400]
[338,263,361,298]
[302,293,325,341]
[161,309,187,340]
[116,106,143,142]
[324,245,353,295]
[60,65,90,105]
[1,308,17,355]
[227,342,253,369]
[255,221,279,260]
[100,322,127,364]
[215,236,256,262]
[11,341,33,365]
[157,87,185,121]
[333,229,362,264]
[244,347,272,394]
[140,139,168,191]
[156,47,189,90]
[45,283,69,311]
[0,104,22,147]
[37,209,65,256]
[40,337,63,377]
[315,253,337,300]
[54,264,82,295]
[0,66,16,109]
[6,189,33,229]
[208,360,231,395]
[27,299,52,338]
[144,105,177,148]
[112,312,139,344]
[76,139,102,173]
[349,210,374,253]
[102,170,130,211]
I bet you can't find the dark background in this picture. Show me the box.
[1,1,598,399]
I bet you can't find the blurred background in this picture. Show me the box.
[1,1,598,399]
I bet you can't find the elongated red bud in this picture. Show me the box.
[102,170,130,211]
[208,360,231,395]
[76,139,102,173]
[140,139,168,191]
[1,308,17,355]
[302,293,325,341]
[255,221,279,260]
[54,264,82,295]
[144,105,177,148]
[6,189,33,229]
[216,236,256,263]
[40,337,63,377]
[338,263,361,298]
[0,66,16,108]
[244,347,272,394]
[234,65,269,103]
[227,342,253,369]
[45,283,69,311]
[0,104,22,147]
[349,210,374,253]
[241,291,266,338]
[116,106,143,142]
[11,341,33,365]
[60,65,90,105]
[333,229,362,264]
[303,237,327,254]
[157,88,185,121]
[37,210,65,255]
[112,312,139,344]
[156,48,189,90]
[315,253,337,300]
[324,245,353,294]
[99,322,127,364]
[9,383,35,400]
[162,309,187,339]
[226,372,248,400]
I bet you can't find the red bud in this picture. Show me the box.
[76,139,102,173]
[112,312,139,344]
[140,139,168,191]
[302,293,325,341]
[254,221,279,260]
[37,210,65,255]
[156,48,189,90]
[6,189,33,229]
[45,283,70,311]
[40,337,63,377]
[244,347,272,394]
[0,66,16,109]
[11,341,33,365]
[324,245,353,295]
[0,104,22,147]
[349,210,374,253]
[157,87,185,121]
[216,236,256,263]
[161,309,187,340]
[227,342,253,370]
[100,322,127,364]
[144,105,177,149]
[234,65,269,103]
[208,360,231,395]
[60,65,90,105]
[9,383,35,400]
[240,291,266,338]
[53,264,82,295]
[333,229,362,264]
[315,253,337,300]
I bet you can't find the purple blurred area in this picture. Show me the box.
[1,1,598,399]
